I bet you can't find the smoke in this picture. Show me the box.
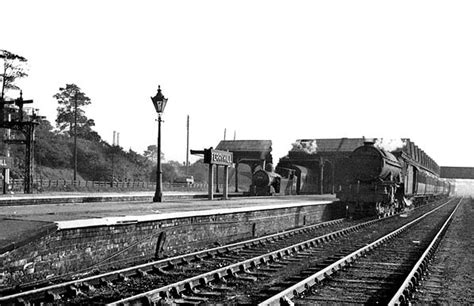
[374,138,407,152]
[291,140,318,154]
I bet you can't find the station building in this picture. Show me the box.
[215,140,273,192]
[277,138,364,194]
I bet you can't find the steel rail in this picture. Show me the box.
[388,197,463,305]
[258,197,457,306]
[108,216,394,305]
[0,218,345,303]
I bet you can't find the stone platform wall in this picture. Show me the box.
[0,201,344,287]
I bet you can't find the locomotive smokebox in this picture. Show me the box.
[350,142,401,182]
[252,170,279,188]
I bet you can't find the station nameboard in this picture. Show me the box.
[205,149,233,166]
[190,147,233,200]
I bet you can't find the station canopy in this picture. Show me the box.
[288,138,366,160]
[216,140,272,165]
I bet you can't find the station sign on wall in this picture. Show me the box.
[204,149,233,166]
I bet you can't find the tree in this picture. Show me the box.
[0,50,28,100]
[144,145,164,162]
[53,84,95,136]
[161,161,183,183]
[77,120,102,142]
[144,145,157,162]
[34,118,72,168]
[187,159,208,182]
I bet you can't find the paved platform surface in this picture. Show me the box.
[0,191,214,206]
[0,192,337,254]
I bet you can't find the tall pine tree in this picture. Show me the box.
[53,84,97,138]
[0,49,28,100]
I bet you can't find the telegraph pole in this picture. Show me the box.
[73,92,78,182]
[111,131,116,184]
[186,115,189,175]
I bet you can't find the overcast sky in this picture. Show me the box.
[3,1,474,166]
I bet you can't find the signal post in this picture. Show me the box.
[0,92,40,194]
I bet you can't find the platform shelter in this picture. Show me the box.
[215,140,273,192]
[278,138,365,194]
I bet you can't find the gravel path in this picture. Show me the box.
[413,198,474,304]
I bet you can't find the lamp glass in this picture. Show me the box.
[156,98,168,114]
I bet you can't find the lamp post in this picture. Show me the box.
[151,85,168,202]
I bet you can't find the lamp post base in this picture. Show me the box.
[153,193,162,202]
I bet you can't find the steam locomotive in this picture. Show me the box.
[336,141,451,218]
[249,164,297,196]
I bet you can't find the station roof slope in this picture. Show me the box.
[216,140,272,152]
[288,138,365,158]
[216,140,272,162]
[310,138,365,152]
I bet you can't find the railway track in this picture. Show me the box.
[265,197,461,305]
[102,199,451,305]
[0,217,355,305]
[0,199,450,305]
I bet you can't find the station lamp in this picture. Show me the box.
[150,85,168,202]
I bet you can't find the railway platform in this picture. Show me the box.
[0,191,223,254]
[0,190,222,207]
[0,192,337,257]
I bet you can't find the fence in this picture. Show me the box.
[8,179,213,193]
